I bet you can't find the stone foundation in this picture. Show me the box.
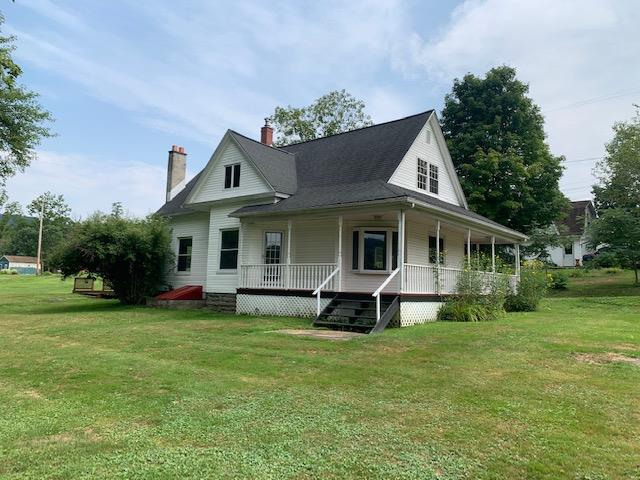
[206,293,237,313]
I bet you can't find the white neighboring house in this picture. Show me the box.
[156,111,527,331]
[0,255,38,274]
[547,200,597,267]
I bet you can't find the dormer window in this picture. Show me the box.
[224,164,241,189]
[417,158,428,191]
[429,164,439,194]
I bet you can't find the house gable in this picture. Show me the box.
[388,113,467,208]
[186,133,274,205]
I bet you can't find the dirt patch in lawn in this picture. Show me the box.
[276,329,365,341]
[575,352,640,367]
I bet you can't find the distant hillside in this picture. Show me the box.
[0,214,38,226]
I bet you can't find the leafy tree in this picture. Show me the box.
[441,66,568,233]
[0,13,53,195]
[521,224,568,263]
[4,192,73,267]
[588,208,640,284]
[54,214,173,304]
[270,89,373,146]
[0,199,22,252]
[593,108,640,210]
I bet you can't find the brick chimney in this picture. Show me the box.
[166,145,187,202]
[261,118,273,146]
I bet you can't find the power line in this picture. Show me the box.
[546,88,640,113]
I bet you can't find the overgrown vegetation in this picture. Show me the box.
[54,213,173,304]
[438,268,510,322]
[505,260,549,311]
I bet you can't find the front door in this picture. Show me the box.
[264,232,283,286]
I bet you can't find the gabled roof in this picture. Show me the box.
[560,200,596,236]
[2,255,38,264]
[281,110,433,188]
[228,131,297,194]
[156,111,434,216]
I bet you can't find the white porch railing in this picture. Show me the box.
[372,267,400,321]
[403,263,518,294]
[239,263,338,291]
[312,267,341,316]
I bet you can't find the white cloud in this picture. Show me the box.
[4,151,166,218]
[393,0,640,200]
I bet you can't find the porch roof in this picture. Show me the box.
[230,181,527,241]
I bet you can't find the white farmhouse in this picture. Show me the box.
[156,111,527,331]
[547,200,597,267]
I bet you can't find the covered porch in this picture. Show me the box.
[235,204,523,300]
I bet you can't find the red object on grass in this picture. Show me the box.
[155,285,203,300]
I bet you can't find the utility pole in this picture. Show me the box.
[36,201,44,275]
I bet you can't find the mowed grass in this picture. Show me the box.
[549,268,640,297]
[0,275,639,479]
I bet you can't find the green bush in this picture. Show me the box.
[585,250,621,269]
[437,269,509,322]
[54,213,173,305]
[505,261,548,311]
[605,267,622,275]
[549,270,568,290]
[0,268,18,275]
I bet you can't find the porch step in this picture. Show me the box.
[313,294,399,334]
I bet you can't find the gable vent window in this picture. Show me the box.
[429,164,439,194]
[224,164,241,189]
[417,158,428,191]
[425,129,431,144]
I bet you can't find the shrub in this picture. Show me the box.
[605,267,622,275]
[549,270,568,290]
[54,213,173,305]
[585,250,621,269]
[505,262,548,312]
[0,268,18,275]
[437,268,509,322]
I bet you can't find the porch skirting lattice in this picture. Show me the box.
[237,293,332,318]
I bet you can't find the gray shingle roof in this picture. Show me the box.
[155,172,202,216]
[559,200,596,236]
[229,131,297,194]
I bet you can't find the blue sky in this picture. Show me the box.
[3,0,639,217]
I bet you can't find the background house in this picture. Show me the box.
[0,255,38,274]
[548,200,597,267]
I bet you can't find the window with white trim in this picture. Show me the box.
[428,235,444,264]
[417,158,428,191]
[425,129,431,144]
[352,228,399,273]
[224,164,241,189]
[177,237,192,272]
[429,164,439,194]
[219,229,239,269]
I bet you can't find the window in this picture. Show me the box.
[264,232,282,264]
[392,231,399,269]
[363,231,387,271]
[224,164,241,189]
[564,243,573,255]
[429,164,439,194]
[425,129,431,144]
[177,237,192,272]
[417,158,428,191]
[352,231,359,270]
[428,235,444,264]
[219,229,239,269]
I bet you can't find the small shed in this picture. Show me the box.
[0,255,38,274]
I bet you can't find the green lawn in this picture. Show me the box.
[0,275,639,479]
[549,268,640,297]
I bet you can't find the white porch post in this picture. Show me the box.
[337,215,343,292]
[238,221,244,287]
[286,219,292,289]
[467,229,471,268]
[491,236,496,273]
[515,243,521,278]
[398,210,405,293]
[436,220,441,293]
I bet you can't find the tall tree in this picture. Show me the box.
[7,192,73,267]
[593,108,640,210]
[0,13,53,194]
[270,89,373,146]
[441,66,568,233]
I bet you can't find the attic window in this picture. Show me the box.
[425,129,431,144]
[224,164,241,189]
[417,158,428,191]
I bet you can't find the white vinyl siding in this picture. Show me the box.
[206,202,246,293]
[389,122,462,206]
[189,141,271,204]
[166,212,209,288]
